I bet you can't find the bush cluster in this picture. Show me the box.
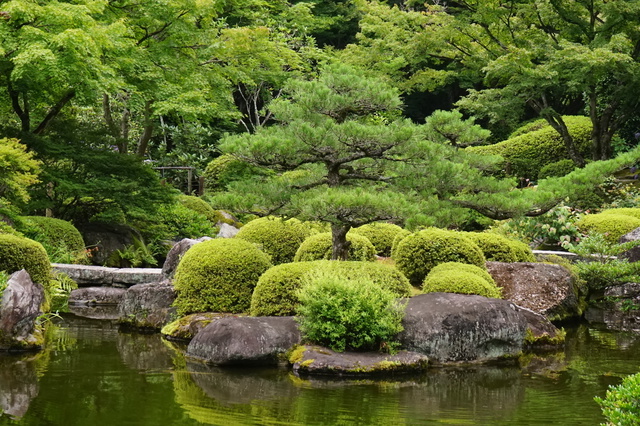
[296,271,406,352]
[577,213,640,244]
[294,232,376,262]
[393,228,486,286]
[250,260,413,316]
[390,228,412,259]
[173,238,272,315]
[422,262,501,298]
[178,195,224,225]
[538,159,577,180]
[0,233,52,286]
[18,216,86,264]
[236,216,317,265]
[203,154,270,192]
[596,372,640,425]
[468,116,592,180]
[600,208,640,220]
[350,223,405,257]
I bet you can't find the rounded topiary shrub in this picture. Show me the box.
[468,116,592,180]
[429,262,497,286]
[173,238,272,315]
[538,159,577,179]
[251,260,413,316]
[203,154,270,192]
[393,228,486,286]
[0,234,52,286]
[294,232,376,262]
[509,239,536,262]
[577,214,640,244]
[19,216,85,263]
[390,228,412,259]
[464,232,526,263]
[296,271,406,352]
[422,271,501,298]
[236,216,316,265]
[600,208,640,221]
[350,223,405,257]
[178,195,223,225]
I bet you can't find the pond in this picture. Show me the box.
[0,314,638,425]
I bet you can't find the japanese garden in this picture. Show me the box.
[2,0,640,424]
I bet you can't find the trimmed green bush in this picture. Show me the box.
[178,195,223,224]
[294,232,376,262]
[422,270,501,298]
[251,260,413,316]
[596,372,640,426]
[236,216,317,265]
[464,232,535,263]
[577,214,640,244]
[0,234,52,286]
[18,216,85,263]
[393,228,486,286]
[429,262,497,286]
[600,208,640,220]
[468,116,592,180]
[203,154,271,192]
[173,238,272,315]
[538,159,577,179]
[350,223,405,257]
[296,270,406,352]
[148,202,217,242]
[390,228,412,259]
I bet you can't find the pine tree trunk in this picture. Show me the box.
[331,224,352,260]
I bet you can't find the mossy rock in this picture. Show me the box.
[599,208,640,221]
[422,270,501,299]
[161,313,241,342]
[429,262,497,286]
[294,232,376,262]
[468,116,592,180]
[178,195,222,225]
[0,234,52,287]
[577,213,640,243]
[250,260,413,316]
[350,223,405,257]
[393,228,486,286]
[236,216,318,265]
[173,238,272,315]
[18,216,85,260]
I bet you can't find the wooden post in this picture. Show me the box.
[187,168,193,194]
[199,176,205,195]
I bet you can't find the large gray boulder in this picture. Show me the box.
[187,316,301,366]
[486,261,583,321]
[118,281,177,330]
[0,270,45,351]
[77,223,142,266]
[216,223,240,238]
[398,293,529,363]
[619,227,640,262]
[160,237,211,281]
[69,287,127,306]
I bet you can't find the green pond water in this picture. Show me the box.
[0,314,638,425]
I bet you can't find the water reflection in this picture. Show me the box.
[0,354,40,420]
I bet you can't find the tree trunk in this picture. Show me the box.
[33,89,76,135]
[136,101,154,157]
[331,224,352,260]
[8,82,30,133]
[541,111,586,167]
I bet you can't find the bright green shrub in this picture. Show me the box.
[203,154,271,192]
[178,195,223,224]
[390,228,412,259]
[429,262,497,286]
[465,232,533,263]
[393,228,486,286]
[596,372,640,426]
[577,214,640,244]
[296,271,406,352]
[294,232,376,262]
[509,240,537,262]
[148,202,217,242]
[538,159,577,179]
[173,238,271,315]
[468,116,592,180]
[422,271,501,298]
[600,208,640,220]
[236,216,317,265]
[251,260,413,316]
[18,216,86,263]
[350,223,405,257]
[0,234,52,286]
